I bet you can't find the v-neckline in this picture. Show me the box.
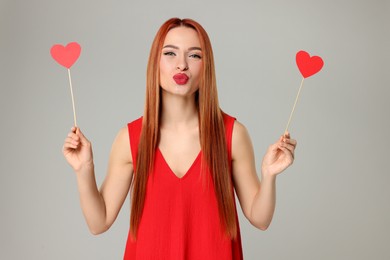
[157,148,202,180]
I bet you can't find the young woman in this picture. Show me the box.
[63,18,297,259]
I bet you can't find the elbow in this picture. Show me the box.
[90,228,104,236]
[88,223,110,236]
[249,218,271,231]
[248,214,271,231]
[252,221,271,231]
[257,223,270,231]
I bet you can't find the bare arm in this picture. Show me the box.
[63,126,133,235]
[231,121,296,230]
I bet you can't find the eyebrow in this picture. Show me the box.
[162,45,202,51]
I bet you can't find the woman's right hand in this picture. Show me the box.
[63,127,93,172]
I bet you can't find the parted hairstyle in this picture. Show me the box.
[130,17,237,240]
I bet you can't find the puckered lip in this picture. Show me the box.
[173,73,189,84]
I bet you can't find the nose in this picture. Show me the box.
[176,55,188,71]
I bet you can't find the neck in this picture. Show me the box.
[160,90,198,129]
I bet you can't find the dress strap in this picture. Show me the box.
[222,112,236,163]
[127,117,143,170]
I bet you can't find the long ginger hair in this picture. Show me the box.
[130,18,237,240]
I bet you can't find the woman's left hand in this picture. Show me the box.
[261,132,297,177]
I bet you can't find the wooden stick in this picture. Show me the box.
[67,68,77,127]
[284,77,305,134]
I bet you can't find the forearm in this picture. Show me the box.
[75,164,108,235]
[249,174,276,230]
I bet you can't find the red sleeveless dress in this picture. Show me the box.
[124,114,243,260]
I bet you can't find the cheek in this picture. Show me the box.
[159,59,167,74]
[192,63,202,80]
[159,60,170,82]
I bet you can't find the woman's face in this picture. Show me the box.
[159,26,203,97]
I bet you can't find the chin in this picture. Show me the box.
[161,85,196,96]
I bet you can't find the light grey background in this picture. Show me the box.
[1,0,389,259]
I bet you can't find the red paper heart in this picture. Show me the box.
[50,42,81,69]
[296,50,324,78]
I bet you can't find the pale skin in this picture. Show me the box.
[63,27,297,235]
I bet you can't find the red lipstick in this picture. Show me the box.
[173,73,189,85]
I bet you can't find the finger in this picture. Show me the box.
[281,138,296,150]
[279,142,295,158]
[269,140,282,152]
[76,127,84,139]
[63,141,78,150]
[284,138,297,147]
[290,139,297,147]
[67,136,80,145]
[64,136,80,147]
[280,142,295,153]
[282,134,296,145]
[283,131,290,138]
[276,135,284,145]
[67,132,80,141]
[278,145,295,160]
[76,128,91,146]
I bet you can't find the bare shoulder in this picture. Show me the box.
[232,120,249,138]
[232,120,254,161]
[110,126,132,165]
